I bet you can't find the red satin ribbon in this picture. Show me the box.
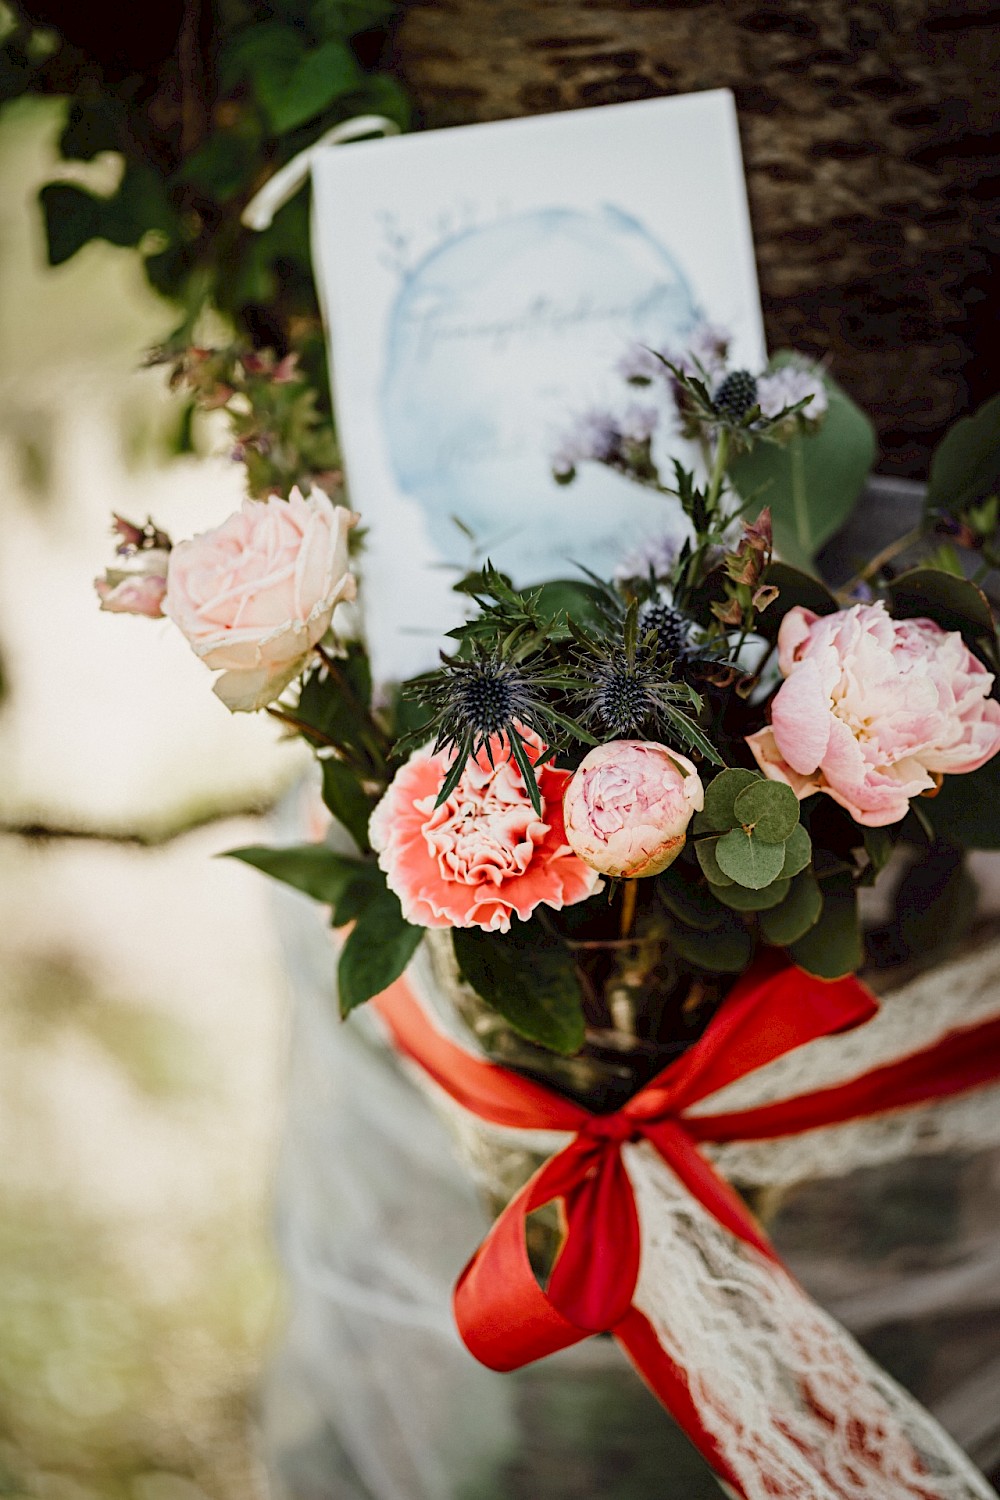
[371,958,1000,1499]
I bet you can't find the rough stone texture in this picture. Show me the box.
[389,0,999,476]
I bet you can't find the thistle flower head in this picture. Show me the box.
[713,369,759,423]
[639,599,690,660]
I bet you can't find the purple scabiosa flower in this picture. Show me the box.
[756,364,828,423]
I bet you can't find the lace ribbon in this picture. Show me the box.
[371,954,1000,1500]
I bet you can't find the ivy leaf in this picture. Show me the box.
[695,768,762,833]
[320,758,375,852]
[226,843,382,923]
[338,888,423,1015]
[733,779,800,844]
[788,872,862,978]
[715,828,786,889]
[256,39,363,134]
[759,871,823,946]
[452,924,585,1056]
[729,366,876,565]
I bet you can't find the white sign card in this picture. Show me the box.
[311,91,766,682]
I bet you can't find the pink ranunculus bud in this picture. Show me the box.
[746,602,1000,827]
[162,486,358,712]
[562,741,705,878]
[94,548,170,618]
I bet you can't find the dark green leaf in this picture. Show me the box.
[919,755,1000,849]
[710,876,791,911]
[862,825,896,875]
[695,837,733,886]
[885,568,998,663]
[759,871,823,946]
[661,706,724,766]
[716,828,786,889]
[733,778,800,843]
[670,916,753,973]
[657,866,733,930]
[927,393,1000,517]
[256,39,363,133]
[780,823,813,878]
[338,888,423,1015]
[226,843,382,923]
[696,768,762,832]
[754,562,839,641]
[294,642,374,750]
[788,872,862,978]
[729,369,876,564]
[320,758,375,852]
[452,925,586,1056]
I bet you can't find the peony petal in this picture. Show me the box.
[770,659,832,775]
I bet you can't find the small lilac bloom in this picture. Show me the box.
[756,365,828,422]
[620,403,659,444]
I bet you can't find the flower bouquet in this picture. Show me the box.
[97,335,1000,1499]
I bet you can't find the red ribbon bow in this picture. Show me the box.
[373,956,1000,1498]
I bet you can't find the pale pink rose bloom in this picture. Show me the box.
[163,487,357,711]
[746,602,1000,827]
[369,730,602,933]
[94,549,169,618]
[563,740,704,878]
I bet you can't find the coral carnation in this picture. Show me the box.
[369,731,601,933]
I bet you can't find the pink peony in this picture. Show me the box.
[562,740,704,878]
[95,549,169,618]
[746,602,1000,827]
[369,731,602,933]
[163,486,357,711]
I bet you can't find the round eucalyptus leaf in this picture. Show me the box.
[696,768,762,833]
[780,823,812,879]
[710,877,791,911]
[716,827,786,889]
[671,919,754,974]
[759,872,823,947]
[733,779,800,843]
[695,837,734,887]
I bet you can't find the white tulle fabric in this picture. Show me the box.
[399,942,1000,1500]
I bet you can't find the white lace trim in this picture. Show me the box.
[625,1142,997,1500]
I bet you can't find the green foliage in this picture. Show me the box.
[695,769,805,896]
[759,871,822,946]
[320,757,376,852]
[885,568,999,669]
[711,876,791,911]
[919,755,1000,850]
[728,365,876,567]
[926,393,1000,520]
[732,779,799,844]
[225,843,382,923]
[715,827,786,889]
[695,836,733,887]
[695,768,761,832]
[789,872,862,979]
[338,888,423,1015]
[780,823,813,878]
[754,563,839,641]
[452,924,586,1055]
[670,913,753,973]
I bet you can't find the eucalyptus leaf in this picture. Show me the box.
[695,837,734,887]
[788,873,862,978]
[759,872,823,946]
[671,918,754,973]
[729,368,876,565]
[716,828,787,889]
[780,823,813,878]
[452,926,585,1055]
[657,866,733,930]
[733,779,800,843]
[338,889,423,1015]
[710,877,791,911]
[696,768,762,832]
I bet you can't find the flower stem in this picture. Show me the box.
[619,878,638,939]
[706,427,730,516]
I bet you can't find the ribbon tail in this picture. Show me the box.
[453,1173,589,1371]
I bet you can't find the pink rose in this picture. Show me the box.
[369,730,601,933]
[94,549,169,618]
[163,486,357,711]
[562,740,704,878]
[746,602,1000,827]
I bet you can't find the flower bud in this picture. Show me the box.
[563,740,704,878]
[94,548,170,618]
